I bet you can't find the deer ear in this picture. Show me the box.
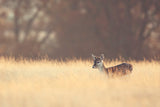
[100,54,104,60]
[92,54,96,60]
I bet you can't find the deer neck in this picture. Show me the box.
[98,63,105,72]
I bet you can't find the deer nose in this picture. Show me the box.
[92,65,95,68]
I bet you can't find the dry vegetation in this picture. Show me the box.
[0,57,160,107]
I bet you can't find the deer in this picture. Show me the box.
[92,54,133,77]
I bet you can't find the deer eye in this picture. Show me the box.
[97,61,100,63]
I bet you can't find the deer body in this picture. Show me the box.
[92,54,132,76]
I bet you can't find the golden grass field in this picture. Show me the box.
[0,57,160,107]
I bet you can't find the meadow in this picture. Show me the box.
[0,57,160,107]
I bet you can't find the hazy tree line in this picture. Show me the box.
[0,0,160,60]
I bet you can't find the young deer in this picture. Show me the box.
[92,54,132,76]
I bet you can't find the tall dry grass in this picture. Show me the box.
[0,57,159,107]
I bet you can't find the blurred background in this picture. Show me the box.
[0,0,160,60]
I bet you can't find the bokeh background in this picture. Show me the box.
[0,0,160,60]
